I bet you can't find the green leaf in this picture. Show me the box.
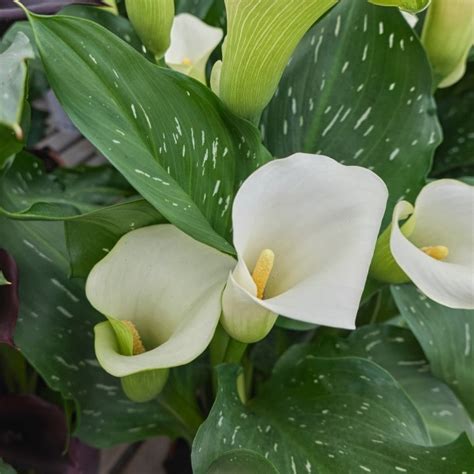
[175,0,215,17]
[392,284,474,418]
[193,359,474,473]
[315,324,474,444]
[0,32,34,165]
[1,216,204,447]
[27,12,271,254]
[368,0,430,14]
[0,152,132,220]
[0,152,162,277]
[261,0,441,226]
[0,459,17,474]
[61,4,152,57]
[0,271,9,286]
[431,61,474,178]
[65,198,163,277]
[207,450,278,474]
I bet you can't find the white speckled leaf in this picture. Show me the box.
[0,215,206,447]
[432,61,474,178]
[392,284,474,418]
[261,0,441,226]
[27,12,271,254]
[0,153,132,219]
[0,32,34,165]
[0,152,163,278]
[192,358,474,473]
[311,325,474,445]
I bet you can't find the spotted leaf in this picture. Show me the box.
[27,11,271,254]
[192,359,474,473]
[431,60,474,178]
[0,31,33,165]
[0,215,206,447]
[392,284,474,419]
[261,0,441,226]
[303,324,474,445]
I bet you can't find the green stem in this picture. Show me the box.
[223,338,247,364]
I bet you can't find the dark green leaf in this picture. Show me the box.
[65,198,163,277]
[392,284,474,418]
[0,152,132,220]
[61,4,151,57]
[175,0,215,18]
[0,459,16,474]
[1,215,204,447]
[27,12,271,254]
[431,61,474,178]
[0,152,162,277]
[0,32,34,165]
[315,324,474,444]
[262,0,441,226]
[207,450,278,474]
[193,358,474,473]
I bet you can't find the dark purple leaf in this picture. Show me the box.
[0,394,99,474]
[0,249,19,347]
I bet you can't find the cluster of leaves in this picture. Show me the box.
[0,0,473,472]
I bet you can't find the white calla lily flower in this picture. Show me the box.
[165,13,223,83]
[221,153,389,343]
[86,225,234,399]
[389,180,474,309]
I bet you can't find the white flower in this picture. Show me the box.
[390,180,474,309]
[165,13,223,83]
[86,224,234,399]
[221,153,388,343]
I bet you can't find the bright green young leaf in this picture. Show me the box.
[261,0,441,226]
[0,153,132,220]
[392,284,474,418]
[193,359,474,473]
[368,0,430,13]
[0,32,34,166]
[27,11,271,254]
[0,215,205,447]
[315,325,474,445]
[431,60,474,178]
[0,271,10,286]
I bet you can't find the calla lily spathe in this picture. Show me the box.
[388,180,474,309]
[125,0,175,59]
[86,225,235,397]
[165,13,223,83]
[422,0,474,88]
[221,153,389,343]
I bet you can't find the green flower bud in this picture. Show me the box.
[218,0,337,122]
[369,224,410,284]
[121,369,169,403]
[422,0,474,88]
[125,0,175,59]
[96,319,169,403]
